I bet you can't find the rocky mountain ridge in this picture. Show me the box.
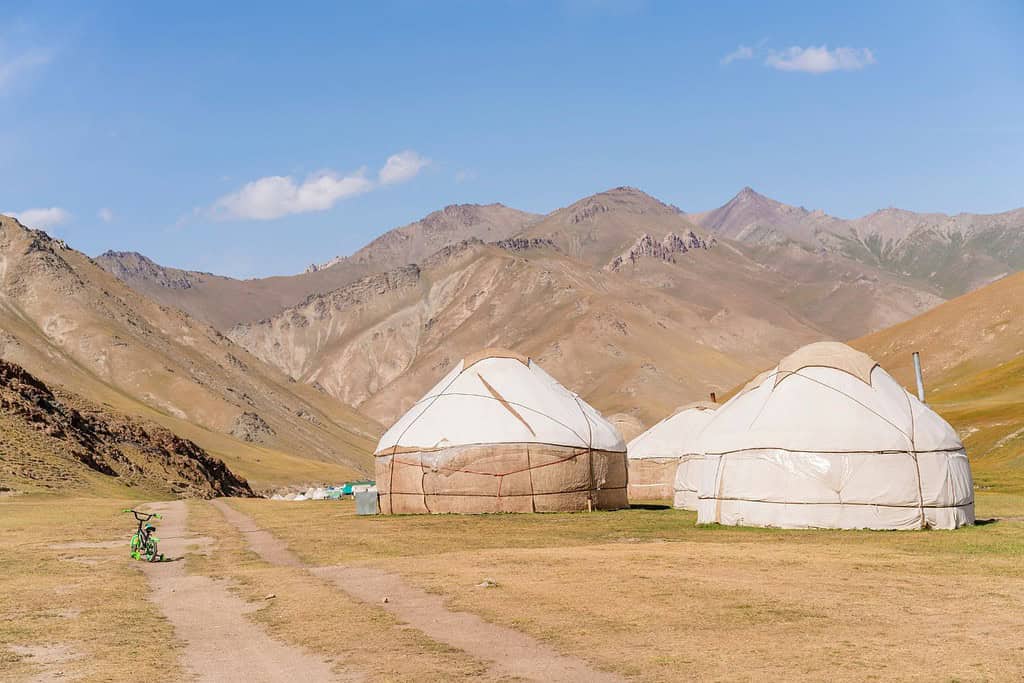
[306,202,541,272]
[689,187,1024,297]
[606,231,714,271]
[81,185,1021,440]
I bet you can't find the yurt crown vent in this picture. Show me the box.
[461,347,530,370]
[774,342,878,387]
[739,342,880,396]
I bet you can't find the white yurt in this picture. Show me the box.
[626,402,716,503]
[694,342,974,530]
[374,348,628,514]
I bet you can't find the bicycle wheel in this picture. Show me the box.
[146,540,160,562]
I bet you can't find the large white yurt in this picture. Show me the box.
[694,342,974,530]
[626,402,716,503]
[374,348,628,514]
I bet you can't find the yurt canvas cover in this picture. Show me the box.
[695,342,974,530]
[374,348,628,514]
[626,402,716,502]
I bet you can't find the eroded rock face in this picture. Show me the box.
[606,231,715,271]
[0,358,252,498]
[230,411,276,444]
[492,238,558,252]
[96,251,195,289]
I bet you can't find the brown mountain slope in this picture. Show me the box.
[307,202,541,272]
[0,357,252,498]
[229,238,822,427]
[524,186,942,340]
[853,271,1024,491]
[0,215,379,486]
[227,187,946,430]
[688,186,843,245]
[521,186,698,267]
[96,203,539,330]
[854,271,1024,385]
[94,250,380,330]
[98,188,943,346]
[690,187,1024,297]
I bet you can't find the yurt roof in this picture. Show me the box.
[774,341,877,386]
[462,347,529,369]
[697,342,961,455]
[608,413,646,443]
[671,400,717,416]
[628,402,717,460]
[741,342,879,396]
[375,348,625,455]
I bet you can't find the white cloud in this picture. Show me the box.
[0,49,52,93]
[98,207,114,223]
[209,150,430,221]
[765,46,876,74]
[379,150,431,185]
[10,207,70,230]
[721,45,754,65]
[210,169,374,221]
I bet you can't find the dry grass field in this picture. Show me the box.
[4,489,1024,681]
[0,496,186,681]
[227,493,1024,681]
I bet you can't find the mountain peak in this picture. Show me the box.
[307,202,540,274]
[730,186,778,206]
[96,250,196,289]
[563,186,683,218]
[99,250,154,265]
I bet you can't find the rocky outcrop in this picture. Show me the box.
[0,358,252,498]
[96,251,196,289]
[492,237,559,252]
[230,411,276,443]
[606,231,715,271]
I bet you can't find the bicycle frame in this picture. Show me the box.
[125,509,162,561]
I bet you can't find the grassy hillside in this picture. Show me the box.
[855,271,1024,493]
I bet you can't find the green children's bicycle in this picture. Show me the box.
[124,509,164,562]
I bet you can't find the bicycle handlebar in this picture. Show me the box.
[123,509,162,521]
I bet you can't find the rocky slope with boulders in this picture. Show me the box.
[0,358,252,497]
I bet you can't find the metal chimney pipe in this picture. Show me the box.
[912,352,925,402]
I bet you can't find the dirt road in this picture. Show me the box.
[210,499,623,682]
[141,501,353,682]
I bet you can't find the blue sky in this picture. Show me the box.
[1,1,1022,277]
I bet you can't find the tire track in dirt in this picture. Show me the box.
[140,500,353,682]
[210,499,625,683]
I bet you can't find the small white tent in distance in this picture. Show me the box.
[694,342,974,530]
[374,348,628,514]
[626,402,716,503]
